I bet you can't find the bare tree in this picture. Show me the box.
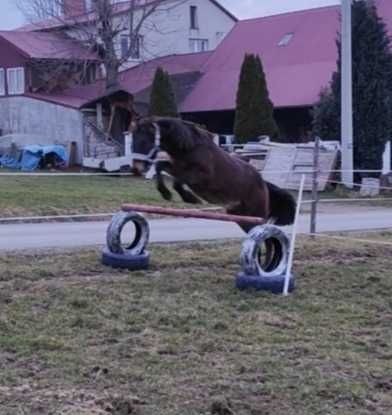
[17,0,187,89]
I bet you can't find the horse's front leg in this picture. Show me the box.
[155,160,173,201]
[173,180,203,204]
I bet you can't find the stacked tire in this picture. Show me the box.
[102,211,150,270]
[236,225,294,294]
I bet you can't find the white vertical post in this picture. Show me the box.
[283,174,306,296]
[382,141,391,174]
[124,132,133,156]
[96,102,103,129]
[341,0,354,188]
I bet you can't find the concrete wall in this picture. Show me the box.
[0,96,85,163]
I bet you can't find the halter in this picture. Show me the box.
[149,122,161,162]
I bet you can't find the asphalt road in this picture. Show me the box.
[0,210,390,252]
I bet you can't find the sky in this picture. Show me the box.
[0,0,341,30]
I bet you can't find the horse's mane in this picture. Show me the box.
[182,120,214,143]
[155,117,214,151]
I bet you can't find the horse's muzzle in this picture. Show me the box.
[132,160,149,175]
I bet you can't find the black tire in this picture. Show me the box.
[236,272,295,294]
[102,248,150,271]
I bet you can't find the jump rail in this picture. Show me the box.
[121,204,265,225]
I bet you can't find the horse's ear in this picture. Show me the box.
[157,118,195,151]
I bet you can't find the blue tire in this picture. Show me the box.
[101,248,150,271]
[236,272,295,294]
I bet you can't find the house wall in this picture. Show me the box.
[0,96,85,163]
[135,0,236,62]
[64,0,235,67]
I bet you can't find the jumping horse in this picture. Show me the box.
[131,117,296,233]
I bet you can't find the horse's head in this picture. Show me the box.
[131,117,199,173]
[130,118,160,174]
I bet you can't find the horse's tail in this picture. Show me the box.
[265,181,296,226]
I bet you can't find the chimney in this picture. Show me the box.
[63,0,87,17]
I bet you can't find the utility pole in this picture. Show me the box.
[341,0,354,187]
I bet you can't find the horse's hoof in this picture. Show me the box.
[161,191,172,201]
[182,193,201,204]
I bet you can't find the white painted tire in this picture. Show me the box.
[240,225,290,278]
[106,211,149,256]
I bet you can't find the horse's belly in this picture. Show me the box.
[188,185,236,205]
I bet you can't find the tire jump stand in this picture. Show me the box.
[102,211,150,270]
[102,211,295,294]
[235,225,295,294]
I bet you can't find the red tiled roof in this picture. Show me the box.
[182,6,340,112]
[0,30,98,61]
[30,51,212,108]
[28,0,392,112]
[181,0,392,112]
[120,51,213,93]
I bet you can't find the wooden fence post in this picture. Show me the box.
[310,137,320,236]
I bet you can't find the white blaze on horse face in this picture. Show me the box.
[152,123,161,149]
[132,122,165,174]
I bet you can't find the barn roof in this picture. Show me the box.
[0,30,98,61]
[29,51,212,108]
[181,0,392,112]
[25,0,392,112]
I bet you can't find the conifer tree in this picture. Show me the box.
[234,54,278,142]
[149,67,179,117]
[313,1,392,174]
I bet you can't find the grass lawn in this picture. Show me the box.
[0,171,391,219]
[0,233,392,414]
[0,174,193,218]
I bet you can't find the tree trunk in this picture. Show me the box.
[105,60,120,90]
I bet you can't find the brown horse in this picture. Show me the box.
[132,117,296,233]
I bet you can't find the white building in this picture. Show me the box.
[21,0,237,67]
[0,0,237,164]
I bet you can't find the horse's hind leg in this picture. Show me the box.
[173,180,202,204]
[226,190,269,234]
[226,203,255,233]
[155,161,172,201]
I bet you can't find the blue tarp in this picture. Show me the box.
[0,145,68,171]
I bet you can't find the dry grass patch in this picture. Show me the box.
[0,233,392,414]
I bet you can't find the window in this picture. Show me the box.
[120,34,142,60]
[190,6,198,29]
[7,67,25,95]
[189,38,209,53]
[216,32,225,42]
[0,69,5,96]
[121,35,129,59]
[130,35,142,59]
[278,32,294,47]
[86,0,122,12]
